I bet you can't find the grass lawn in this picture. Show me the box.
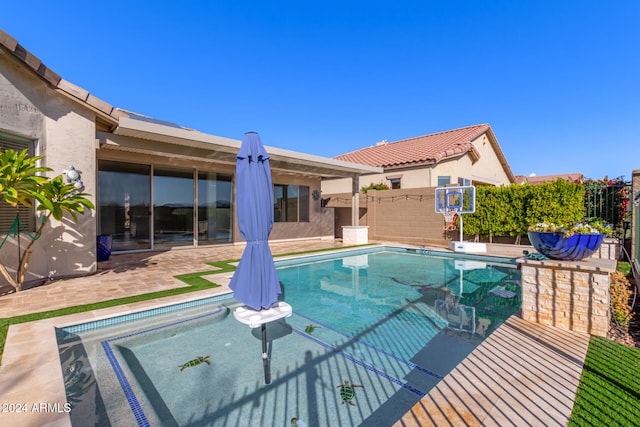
[0,245,638,424]
[568,336,640,426]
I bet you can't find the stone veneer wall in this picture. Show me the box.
[519,257,616,337]
[591,238,620,260]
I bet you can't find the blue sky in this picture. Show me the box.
[3,1,639,180]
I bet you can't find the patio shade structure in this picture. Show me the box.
[230,131,291,384]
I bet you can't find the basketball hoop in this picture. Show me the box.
[443,208,458,231]
[435,185,475,238]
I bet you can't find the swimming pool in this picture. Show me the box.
[56,246,521,426]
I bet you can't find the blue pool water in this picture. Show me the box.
[57,247,521,426]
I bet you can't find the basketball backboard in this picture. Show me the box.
[435,185,476,214]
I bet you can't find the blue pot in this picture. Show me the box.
[527,231,604,261]
[97,235,113,261]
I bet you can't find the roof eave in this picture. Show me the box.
[111,117,383,178]
[0,29,120,131]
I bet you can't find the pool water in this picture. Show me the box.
[56,247,521,426]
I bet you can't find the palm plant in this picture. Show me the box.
[0,149,94,291]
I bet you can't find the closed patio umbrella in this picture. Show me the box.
[230,131,291,384]
[230,131,280,309]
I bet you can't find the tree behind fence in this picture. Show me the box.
[583,178,631,229]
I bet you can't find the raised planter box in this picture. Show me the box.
[591,237,620,260]
[518,256,615,337]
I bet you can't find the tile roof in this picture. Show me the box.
[514,173,584,185]
[335,124,490,168]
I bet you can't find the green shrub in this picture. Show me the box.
[361,181,390,192]
[464,179,584,238]
[617,262,631,278]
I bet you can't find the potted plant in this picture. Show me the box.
[527,219,613,261]
[96,234,112,261]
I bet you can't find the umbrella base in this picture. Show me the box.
[233,301,292,385]
[233,301,292,328]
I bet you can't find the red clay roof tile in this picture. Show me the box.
[521,173,584,185]
[335,124,490,167]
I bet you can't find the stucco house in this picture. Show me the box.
[319,124,516,243]
[322,124,515,195]
[0,29,380,287]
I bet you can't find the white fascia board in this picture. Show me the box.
[266,145,382,175]
[113,116,382,176]
[114,116,241,153]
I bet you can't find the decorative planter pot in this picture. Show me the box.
[527,231,605,261]
[96,235,113,261]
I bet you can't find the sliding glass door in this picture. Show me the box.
[98,160,151,251]
[98,161,233,251]
[197,172,233,244]
[153,168,194,248]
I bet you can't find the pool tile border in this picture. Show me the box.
[93,305,227,427]
[59,294,233,335]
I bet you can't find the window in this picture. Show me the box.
[274,184,309,222]
[385,174,403,189]
[457,177,471,186]
[98,160,151,251]
[0,132,35,233]
[437,176,451,186]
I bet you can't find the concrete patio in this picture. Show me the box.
[0,240,589,426]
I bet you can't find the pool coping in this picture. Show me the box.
[0,247,589,427]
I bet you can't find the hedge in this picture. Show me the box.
[463,179,584,239]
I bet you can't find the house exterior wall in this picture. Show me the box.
[431,158,462,186]
[0,52,97,285]
[321,177,351,194]
[468,133,512,186]
[321,131,512,195]
[401,168,432,188]
[371,167,433,189]
[270,174,333,240]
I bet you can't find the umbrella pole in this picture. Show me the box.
[262,323,271,384]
